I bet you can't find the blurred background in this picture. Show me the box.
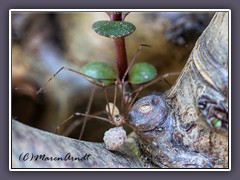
[11,11,214,142]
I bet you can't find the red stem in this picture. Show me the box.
[110,12,128,80]
[113,38,128,81]
[110,12,122,21]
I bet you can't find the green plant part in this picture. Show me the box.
[92,12,134,80]
[80,61,117,86]
[129,63,157,84]
[211,118,222,127]
[92,20,136,38]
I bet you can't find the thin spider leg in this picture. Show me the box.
[79,86,96,140]
[162,78,172,87]
[14,87,36,92]
[124,87,132,112]
[122,43,151,81]
[122,81,133,114]
[61,111,107,137]
[37,67,64,94]
[122,12,130,20]
[56,112,109,135]
[120,82,125,114]
[134,72,180,94]
[105,12,111,18]
[61,119,82,137]
[128,87,143,111]
[112,80,118,117]
[119,43,151,113]
[126,72,180,111]
[36,66,116,94]
[14,86,55,94]
[103,86,111,117]
[67,68,117,87]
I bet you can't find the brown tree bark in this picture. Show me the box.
[12,120,144,168]
[167,12,228,168]
[129,12,228,168]
[11,12,229,169]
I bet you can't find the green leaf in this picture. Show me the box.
[92,20,136,38]
[80,62,117,85]
[211,119,222,127]
[129,63,157,84]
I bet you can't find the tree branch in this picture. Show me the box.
[11,120,143,168]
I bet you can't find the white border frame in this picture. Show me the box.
[9,9,231,171]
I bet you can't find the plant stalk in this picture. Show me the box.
[110,12,128,80]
